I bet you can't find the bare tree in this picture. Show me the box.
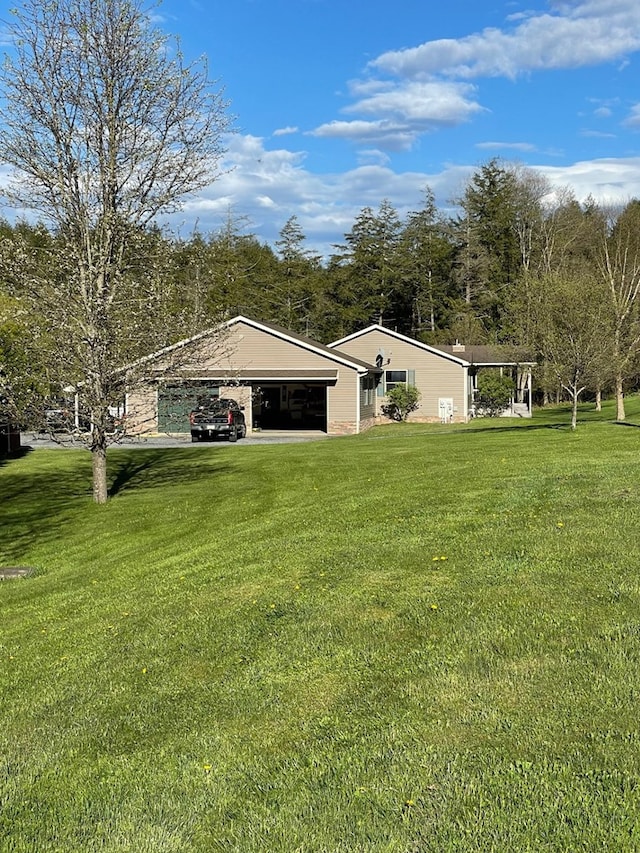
[0,0,232,502]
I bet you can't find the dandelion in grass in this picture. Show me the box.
[430,603,438,611]
[402,799,415,819]
[141,667,147,674]
[557,521,564,528]
[203,764,212,774]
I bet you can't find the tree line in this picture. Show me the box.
[4,159,640,426]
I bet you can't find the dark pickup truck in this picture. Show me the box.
[189,397,246,442]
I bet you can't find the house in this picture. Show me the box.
[125,315,381,437]
[329,325,535,423]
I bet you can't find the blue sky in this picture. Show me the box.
[6,0,640,259]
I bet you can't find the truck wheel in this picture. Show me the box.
[191,434,199,443]
[239,424,247,439]
[228,426,238,442]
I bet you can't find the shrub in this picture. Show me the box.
[382,384,421,421]
[475,371,514,416]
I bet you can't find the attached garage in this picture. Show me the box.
[126,316,380,437]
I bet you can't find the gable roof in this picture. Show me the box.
[329,324,468,366]
[330,325,535,367]
[132,315,381,376]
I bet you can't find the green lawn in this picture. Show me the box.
[2,400,640,851]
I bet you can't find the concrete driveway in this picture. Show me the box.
[20,430,329,450]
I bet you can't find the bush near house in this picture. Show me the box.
[475,370,514,415]
[381,383,421,421]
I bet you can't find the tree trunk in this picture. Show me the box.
[571,388,578,431]
[595,387,602,412]
[92,442,108,504]
[615,373,625,421]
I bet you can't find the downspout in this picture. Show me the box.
[356,371,362,434]
[463,365,469,421]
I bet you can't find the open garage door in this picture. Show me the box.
[253,383,327,432]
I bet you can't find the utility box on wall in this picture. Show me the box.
[438,398,454,424]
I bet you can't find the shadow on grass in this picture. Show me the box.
[0,448,231,564]
[452,421,569,435]
[0,446,33,468]
[106,449,231,497]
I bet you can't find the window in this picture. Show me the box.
[361,375,375,406]
[385,370,407,392]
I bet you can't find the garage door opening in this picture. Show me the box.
[253,383,327,432]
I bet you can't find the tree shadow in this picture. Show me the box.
[450,421,570,435]
[1,461,93,564]
[0,448,231,565]
[0,446,33,468]
[106,449,231,497]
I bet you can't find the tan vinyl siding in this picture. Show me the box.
[125,386,157,434]
[327,371,361,434]
[335,329,467,422]
[127,319,373,435]
[182,322,345,373]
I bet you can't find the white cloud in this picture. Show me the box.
[345,80,482,123]
[370,0,640,80]
[535,156,640,203]
[306,0,640,154]
[164,138,640,261]
[273,126,299,137]
[623,104,640,128]
[310,119,419,151]
[580,129,616,138]
[475,141,537,152]
[356,149,392,167]
[167,134,470,257]
[311,81,483,148]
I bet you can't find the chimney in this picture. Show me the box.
[452,339,465,353]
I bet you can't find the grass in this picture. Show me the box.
[2,398,640,851]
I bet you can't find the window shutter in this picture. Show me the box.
[408,369,416,386]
